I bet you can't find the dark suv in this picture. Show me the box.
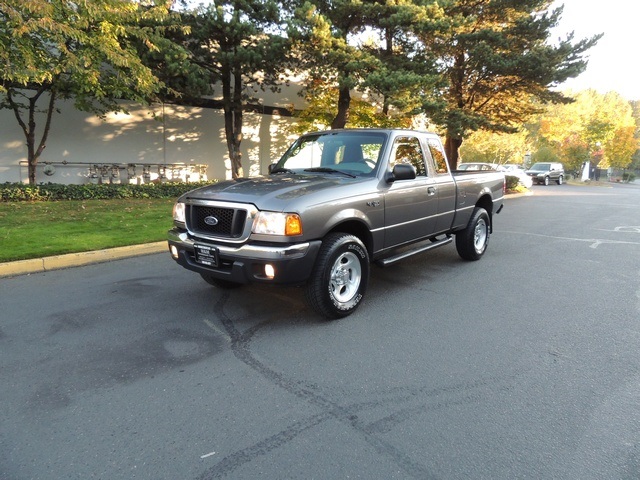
[525,162,564,185]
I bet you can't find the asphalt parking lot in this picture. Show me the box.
[1,182,640,479]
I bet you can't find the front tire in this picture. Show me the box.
[305,233,369,319]
[543,176,550,186]
[455,207,490,261]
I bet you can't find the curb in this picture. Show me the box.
[0,241,167,278]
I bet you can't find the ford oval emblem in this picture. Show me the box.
[204,216,219,226]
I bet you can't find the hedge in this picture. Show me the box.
[505,174,520,191]
[0,181,217,202]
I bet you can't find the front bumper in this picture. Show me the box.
[168,228,321,285]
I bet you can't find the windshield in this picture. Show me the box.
[529,163,550,170]
[272,131,387,177]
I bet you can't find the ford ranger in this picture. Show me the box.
[168,129,505,319]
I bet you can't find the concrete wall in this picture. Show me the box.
[0,87,304,185]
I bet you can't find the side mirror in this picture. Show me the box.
[387,163,416,183]
[268,163,277,174]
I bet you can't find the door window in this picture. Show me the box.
[389,137,426,177]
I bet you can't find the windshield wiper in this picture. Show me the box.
[303,167,356,178]
[270,167,296,174]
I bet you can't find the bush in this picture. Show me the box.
[0,181,217,202]
[622,172,636,183]
[505,174,521,192]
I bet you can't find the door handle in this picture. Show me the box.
[427,186,436,196]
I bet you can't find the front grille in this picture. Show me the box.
[187,205,248,238]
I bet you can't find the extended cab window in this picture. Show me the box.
[390,137,426,177]
[427,138,449,174]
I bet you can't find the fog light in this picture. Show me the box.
[264,264,275,279]
[170,245,179,259]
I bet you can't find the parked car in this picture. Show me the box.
[525,162,565,185]
[497,164,533,188]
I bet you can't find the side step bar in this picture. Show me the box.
[375,235,452,267]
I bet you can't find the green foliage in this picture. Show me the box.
[292,84,413,133]
[0,181,215,202]
[416,0,601,165]
[505,175,522,192]
[0,0,178,184]
[289,0,443,129]
[171,1,288,179]
[622,172,636,183]
[0,0,174,107]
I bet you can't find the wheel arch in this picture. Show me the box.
[326,219,373,257]
[475,194,494,232]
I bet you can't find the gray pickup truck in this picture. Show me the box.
[168,129,505,318]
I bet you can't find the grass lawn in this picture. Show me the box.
[0,198,175,263]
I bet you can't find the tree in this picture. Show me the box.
[417,0,601,169]
[530,89,637,172]
[630,100,640,171]
[292,82,414,134]
[0,0,176,184]
[289,0,372,129]
[603,126,638,170]
[182,1,288,179]
[459,129,531,165]
[291,0,444,130]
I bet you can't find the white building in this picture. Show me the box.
[0,85,305,185]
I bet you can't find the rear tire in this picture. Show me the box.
[557,175,564,185]
[200,273,242,289]
[305,233,369,319]
[455,207,490,261]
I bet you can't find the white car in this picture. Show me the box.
[498,164,533,188]
[457,162,499,171]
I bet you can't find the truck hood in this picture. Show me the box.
[180,174,374,211]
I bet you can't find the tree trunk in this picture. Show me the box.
[331,85,351,129]
[8,88,56,185]
[444,135,463,171]
[222,68,244,179]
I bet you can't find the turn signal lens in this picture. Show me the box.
[285,214,302,236]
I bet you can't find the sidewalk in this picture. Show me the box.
[0,241,167,278]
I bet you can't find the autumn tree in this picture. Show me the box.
[180,1,288,178]
[603,126,637,170]
[459,129,532,165]
[531,90,637,172]
[0,0,176,184]
[630,100,640,171]
[417,0,601,169]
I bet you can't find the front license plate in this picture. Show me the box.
[194,244,219,267]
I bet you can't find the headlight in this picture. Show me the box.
[173,202,186,224]
[252,211,302,236]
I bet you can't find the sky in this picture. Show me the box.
[550,0,640,101]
